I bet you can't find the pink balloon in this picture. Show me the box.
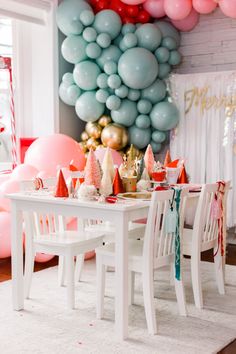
[0,173,11,187]
[11,164,39,181]
[171,8,200,32]
[144,0,166,18]
[164,0,192,20]
[193,0,217,14]
[121,0,146,4]
[94,147,123,167]
[0,179,20,211]
[0,211,11,258]
[37,170,53,179]
[219,0,236,18]
[35,253,55,263]
[24,134,86,177]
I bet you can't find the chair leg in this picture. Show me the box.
[58,255,65,287]
[142,269,157,335]
[24,251,35,299]
[96,256,106,319]
[66,251,75,309]
[174,277,187,316]
[213,246,225,295]
[74,254,84,282]
[128,271,135,306]
[191,253,203,309]
[170,263,175,286]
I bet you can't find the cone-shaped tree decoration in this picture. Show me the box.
[137,157,145,181]
[100,167,113,196]
[97,158,103,179]
[113,168,124,195]
[69,159,78,171]
[177,164,188,184]
[84,149,101,189]
[144,144,155,176]
[54,169,69,198]
[102,147,115,181]
[141,167,150,181]
[164,150,171,167]
[127,144,135,171]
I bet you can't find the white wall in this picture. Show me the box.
[176,7,236,74]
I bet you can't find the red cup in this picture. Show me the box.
[152,170,166,182]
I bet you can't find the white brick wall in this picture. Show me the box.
[176,7,236,74]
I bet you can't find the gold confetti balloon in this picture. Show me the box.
[98,115,112,127]
[78,141,88,153]
[85,122,102,139]
[86,137,100,150]
[81,131,89,141]
[101,123,128,151]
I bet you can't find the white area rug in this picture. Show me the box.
[0,259,236,354]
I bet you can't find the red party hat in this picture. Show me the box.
[166,159,179,168]
[54,169,69,198]
[113,168,124,195]
[164,150,171,167]
[177,164,188,184]
[69,160,78,171]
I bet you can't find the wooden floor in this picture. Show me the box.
[0,245,236,353]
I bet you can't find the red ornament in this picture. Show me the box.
[54,169,69,198]
[113,168,124,195]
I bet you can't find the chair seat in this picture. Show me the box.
[182,228,218,255]
[34,231,104,247]
[96,239,143,260]
[85,222,146,240]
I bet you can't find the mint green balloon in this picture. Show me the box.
[86,42,102,59]
[141,79,166,104]
[97,73,108,89]
[61,35,87,64]
[152,130,166,143]
[154,21,180,47]
[135,24,162,52]
[150,102,179,131]
[119,40,128,52]
[111,99,137,127]
[113,33,123,47]
[67,84,81,104]
[73,61,101,90]
[75,91,105,122]
[59,82,75,106]
[83,27,97,42]
[158,63,171,79]
[104,61,117,75]
[108,74,121,89]
[162,37,177,50]
[115,85,128,98]
[121,23,136,35]
[80,10,94,26]
[135,114,151,129]
[128,126,151,149]
[169,50,182,66]
[96,33,111,49]
[62,72,74,87]
[137,99,152,114]
[150,141,162,153]
[96,89,109,103]
[123,33,138,49]
[106,95,121,110]
[128,89,140,101]
[93,10,122,40]
[118,48,158,89]
[96,45,122,69]
[155,47,170,64]
[56,0,90,36]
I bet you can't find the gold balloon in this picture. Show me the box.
[81,131,89,141]
[78,141,88,153]
[98,115,112,127]
[86,137,100,150]
[85,122,102,139]
[101,123,128,150]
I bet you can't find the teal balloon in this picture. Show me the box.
[154,21,181,47]
[67,84,81,104]
[121,23,136,35]
[75,91,105,122]
[150,141,162,153]
[162,37,177,50]
[96,89,109,103]
[137,99,152,114]
[115,85,128,98]
[118,48,158,89]
[152,130,166,143]
[123,33,138,49]
[59,83,75,106]
[141,79,166,104]
[93,10,122,40]
[135,115,151,129]
[127,89,140,101]
[169,50,182,66]
[111,99,137,127]
[150,102,179,131]
[155,47,170,64]
[119,40,127,52]
[62,72,74,87]
[61,35,87,64]
[96,33,111,49]
[106,95,121,110]
[73,61,101,90]
[97,73,108,89]
[104,61,117,75]
[96,45,122,69]
[56,0,90,36]
[128,126,151,149]
[135,24,162,52]
[158,63,171,79]
[107,74,121,89]
[83,27,97,42]
[86,42,102,59]
[80,10,94,26]
[113,33,123,47]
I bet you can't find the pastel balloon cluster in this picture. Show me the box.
[57,0,181,153]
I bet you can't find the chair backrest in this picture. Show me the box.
[143,187,189,268]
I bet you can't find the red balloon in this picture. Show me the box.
[96,0,110,11]
[125,4,139,17]
[137,9,150,23]
[122,16,136,23]
[110,0,126,16]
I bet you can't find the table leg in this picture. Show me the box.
[115,214,129,340]
[11,202,24,310]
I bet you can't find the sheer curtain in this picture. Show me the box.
[169,71,236,227]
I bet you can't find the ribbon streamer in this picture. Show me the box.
[174,188,182,281]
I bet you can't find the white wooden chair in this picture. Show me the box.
[182,181,230,309]
[95,188,189,334]
[20,178,104,309]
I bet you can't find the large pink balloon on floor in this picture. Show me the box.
[11,164,39,181]
[121,0,146,4]
[193,0,217,14]
[94,147,123,167]
[144,0,166,18]
[0,212,11,258]
[219,0,236,18]
[164,0,192,20]
[171,8,200,32]
[24,134,86,177]
[35,253,55,263]
[0,179,20,211]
